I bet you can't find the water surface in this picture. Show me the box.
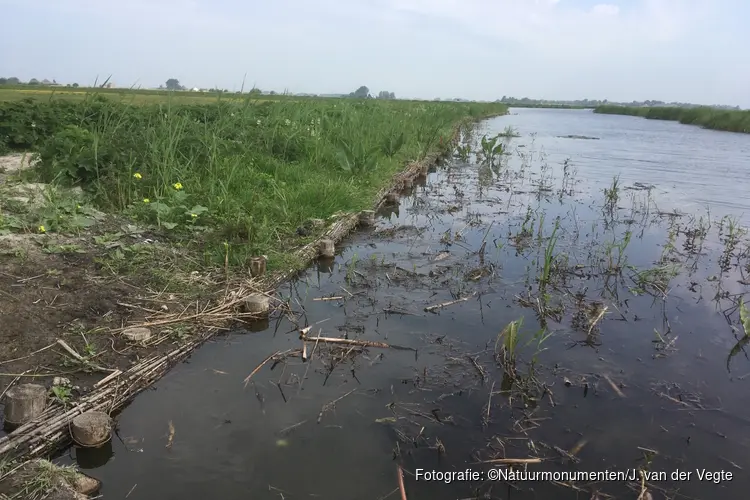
[63,108,750,500]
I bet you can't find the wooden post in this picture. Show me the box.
[3,383,46,426]
[243,293,270,315]
[71,411,112,448]
[384,193,399,205]
[122,327,152,342]
[249,256,267,277]
[358,210,376,227]
[318,239,335,258]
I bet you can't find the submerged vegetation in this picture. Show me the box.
[594,104,750,133]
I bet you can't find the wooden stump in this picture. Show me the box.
[402,177,413,189]
[249,256,267,277]
[247,317,270,332]
[243,293,270,315]
[384,193,399,205]
[3,383,46,426]
[317,257,335,274]
[122,327,152,342]
[71,411,111,447]
[318,239,335,258]
[358,210,376,227]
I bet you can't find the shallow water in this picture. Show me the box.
[62,108,750,499]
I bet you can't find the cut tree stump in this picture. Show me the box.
[3,383,47,426]
[71,411,112,447]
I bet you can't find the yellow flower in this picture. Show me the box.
[38,225,46,233]
[173,182,183,190]
[143,198,150,203]
[190,213,198,218]
[133,172,142,180]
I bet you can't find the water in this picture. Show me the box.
[62,108,750,499]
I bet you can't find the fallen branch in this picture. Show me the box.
[602,374,626,398]
[318,388,356,424]
[300,331,393,349]
[424,293,475,313]
[243,349,294,387]
[56,339,113,373]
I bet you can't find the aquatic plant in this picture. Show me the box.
[594,105,750,134]
[479,133,506,166]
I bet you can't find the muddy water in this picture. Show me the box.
[63,108,750,499]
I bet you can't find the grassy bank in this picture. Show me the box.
[1,96,506,271]
[594,104,750,133]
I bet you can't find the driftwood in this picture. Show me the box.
[299,329,392,349]
[424,293,475,313]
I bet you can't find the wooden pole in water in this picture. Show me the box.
[358,210,376,227]
[3,384,47,426]
[71,411,112,447]
[243,294,270,315]
[318,239,335,258]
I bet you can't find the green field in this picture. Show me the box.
[0,85,293,104]
[0,91,507,276]
[594,104,750,133]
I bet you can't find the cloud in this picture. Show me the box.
[1,0,748,106]
[591,4,620,16]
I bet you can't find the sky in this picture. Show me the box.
[1,0,748,107]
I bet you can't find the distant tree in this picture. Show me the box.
[165,78,182,90]
[28,78,40,85]
[0,78,7,85]
[349,86,370,98]
[7,77,20,84]
[269,90,277,95]
[72,83,79,88]
[248,88,262,96]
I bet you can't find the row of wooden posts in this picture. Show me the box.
[4,384,112,448]
[1,202,399,442]
[242,208,382,315]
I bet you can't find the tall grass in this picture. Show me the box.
[0,94,507,267]
[594,105,750,134]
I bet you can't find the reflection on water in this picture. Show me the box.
[64,109,750,499]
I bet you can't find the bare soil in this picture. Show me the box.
[0,154,204,404]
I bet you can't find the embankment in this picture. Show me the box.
[594,104,750,133]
